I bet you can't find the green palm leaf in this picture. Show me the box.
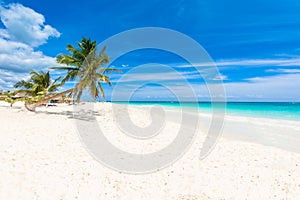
[24,37,122,111]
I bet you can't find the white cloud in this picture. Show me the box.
[112,70,197,83]
[215,58,300,67]
[0,37,57,71]
[110,66,225,84]
[224,73,300,101]
[212,74,228,81]
[0,69,30,89]
[175,57,300,68]
[0,3,60,91]
[121,64,129,68]
[111,73,300,102]
[0,3,60,47]
[111,83,204,101]
[108,60,299,101]
[265,68,300,73]
[0,28,9,38]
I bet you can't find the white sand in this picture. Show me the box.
[0,102,299,199]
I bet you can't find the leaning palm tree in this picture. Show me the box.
[54,37,97,85]
[14,70,61,96]
[24,38,121,111]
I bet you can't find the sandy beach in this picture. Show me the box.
[0,102,300,199]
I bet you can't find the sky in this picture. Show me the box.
[0,0,300,101]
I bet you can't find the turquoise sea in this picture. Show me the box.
[113,102,300,121]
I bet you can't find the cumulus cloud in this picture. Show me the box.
[0,68,31,89]
[0,3,60,91]
[0,38,57,72]
[0,3,60,47]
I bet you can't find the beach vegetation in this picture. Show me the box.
[24,37,121,111]
[14,70,61,96]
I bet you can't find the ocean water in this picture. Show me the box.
[113,101,300,121]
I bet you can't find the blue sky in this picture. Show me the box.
[0,0,300,101]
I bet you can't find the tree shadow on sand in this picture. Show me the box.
[35,109,103,122]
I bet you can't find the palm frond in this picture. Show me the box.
[102,68,122,74]
[51,66,80,71]
[97,82,105,99]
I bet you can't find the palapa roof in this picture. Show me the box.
[12,91,31,98]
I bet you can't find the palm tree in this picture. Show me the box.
[14,70,61,96]
[24,37,121,111]
[55,37,121,99]
[72,46,121,100]
[54,37,97,85]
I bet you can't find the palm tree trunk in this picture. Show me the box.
[25,88,74,112]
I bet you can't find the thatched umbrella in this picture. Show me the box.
[12,92,31,99]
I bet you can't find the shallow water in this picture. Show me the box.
[114,101,300,121]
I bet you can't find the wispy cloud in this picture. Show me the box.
[110,67,228,84]
[225,73,300,101]
[174,57,300,68]
[111,73,300,102]
[212,75,228,81]
[265,68,300,73]
[215,58,300,67]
